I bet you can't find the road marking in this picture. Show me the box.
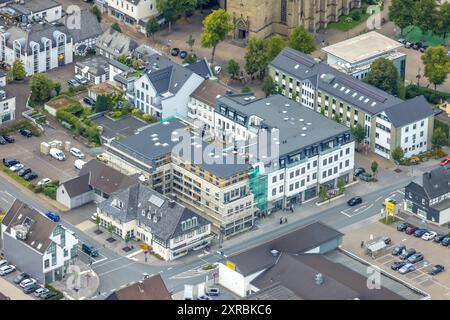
[125,249,143,259]
[97,261,137,277]
[167,267,173,270]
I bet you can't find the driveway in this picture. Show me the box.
[4,80,30,121]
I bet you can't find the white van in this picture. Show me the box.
[74,159,86,170]
[49,148,65,161]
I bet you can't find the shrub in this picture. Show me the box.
[405,84,450,104]
[142,114,158,123]
[0,120,41,136]
[44,284,64,300]
[112,111,122,119]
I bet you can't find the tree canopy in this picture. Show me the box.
[244,36,269,79]
[200,9,233,63]
[389,0,416,34]
[12,59,26,81]
[421,46,450,90]
[365,58,400,96]
[146,16,159,40]
[287,26,316,54]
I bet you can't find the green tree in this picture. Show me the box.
[12,59,26,81]
[124,234,132,247]
[337,178,346,194]
[241,85,252,93]
[287,26,316,54]
[186,34,195,52]
[365,58,400,96]
[107,222,114,236]
[95,95,109,113]
[421,46,450,90]
[261,76,275,97]
[351,124,366,145]
[413,0,438,41]
[111,22,122,33]
[156,0,197,33]
[91,5,102,22]
[116,54,128,65]
[200,9,233,64]
[371,161,379,178]
[319,186,327,201]
[244,36,269,79]
[389,0,415,35]
[435,3,450,42]
[146,16,159,41]
[391,146,405,164]
[29,73,56,104]
[95,214,101,231]
[432,127,447,149]
[266,35,287,62]
[227,59,240,79]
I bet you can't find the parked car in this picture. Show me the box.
[74,159,86,170]
[49,148,65,161]
[214,65,222,74]
[440,236,450,246]
[19,129,32,138]
[0,260,8,267]
[392,244,406,256]
[206,287,220,296]
[17,167,32,177]
[439,156,450,166]
[0,265,15,275]
[413,228,428,237]
[429,265,445,275]
[170,48,180,56]
[399,248,416,260]
[412,42,421,50]
[3,158,19,167]
[2,135,15,143]
[398,38,406,44]
[34,287,49,297]
[41,291,57,299]
[81,243,99,257]
[45,211,60,222]
[405,225,418,235]
[96,153,107,162]
[405,42,412,48]
[83,96,96,106]
[23,283,40,294]
[0,136,6,145]
[67,79,80,87]
[13,272,30,284]
[421,231,437,241]
[419,45,428,53]
[347,196,363,206]
[37,178,52,186]
[23,172,38,181]
[397,222,410,232]
[74,74,88,85]
[390,261,406,271]
[9,163,24,172]
[383,198,398,206]
[197,295,212,300]
[359,172,373,182]
[70,147,85,159]
[353,167,366,177]
[407,253,424,264]
[19,278,36,288]
[179,50,188,59]
[382,236,391,245]
[399,263,415,275]
[434,234,447,243]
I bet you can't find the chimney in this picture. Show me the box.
[315,273,324,285]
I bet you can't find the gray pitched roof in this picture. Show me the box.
[63,9,103,44]
[106,274,172,300]
[420,166,450,199]
[98,184,210,241]
[96,27,138,57]
[2,199,57,254]
[384,95,434,127]
[185,58,214,79]
[76,55,109,76]
[60,173,92,197]
[8,0,60,15]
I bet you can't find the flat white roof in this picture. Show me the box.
[322,31,403,64]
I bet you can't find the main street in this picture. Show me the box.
[0,171,419,299]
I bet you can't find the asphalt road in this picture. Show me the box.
[0,173,415,299]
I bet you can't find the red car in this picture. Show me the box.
[439,156,450,166]
[405,225,418,235]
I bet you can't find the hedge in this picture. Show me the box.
[0,120,41,136]
[405,84,450,105]
[35,181,59,200]
[44,284,64,300]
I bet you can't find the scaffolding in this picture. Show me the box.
[249,166,268,214]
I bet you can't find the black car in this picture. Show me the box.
[413,228,428,237]
[23,283,39,294]
[399,248,416,260]
[179,50,188,59]
[17,168,31,177]
[397,222,410,232]
[3,158,19,167]
[0,136,6,145]
[441,236,450,246]
[23,172,38,181]
[83,97,96,106]
[2,135,15,143]
[433,234,447,243]
[353,167,366,177]
[419,45,428,53]
[170,48,180,56]
[412,43,420,50]
[13,272,30,284]
[41,291,57,299]
[429,265,444,275]
[391,261,406,271]
[347,197,363,206]
[19,129,32,138]
[392,244,406,256]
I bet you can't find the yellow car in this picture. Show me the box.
[96,154,107,162]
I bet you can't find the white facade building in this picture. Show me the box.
[105,0,158,27]
[0,87,15,125]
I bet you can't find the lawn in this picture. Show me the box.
[328,8,371,32]
[397,25,450,46]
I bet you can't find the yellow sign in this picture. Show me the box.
[226,261,236,271]
[140,243,151,251]
[386,202,395,216]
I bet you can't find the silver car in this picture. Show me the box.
[0,264,16,276]
[399,263,415,274]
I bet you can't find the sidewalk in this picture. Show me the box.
[0,276,34,300]
[397,211,450,234]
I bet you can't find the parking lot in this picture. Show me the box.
[1,126,94,183]
[344,221,450,299]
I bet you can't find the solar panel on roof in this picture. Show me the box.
[149,194,164,207]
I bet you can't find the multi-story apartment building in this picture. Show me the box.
[0,23,73,76]
[269,48,435,160]
[105,119,255,237]
[95,27,138,60]
[221,0,361,41]
[0,0,63,24]
[322,31,407,81]
[105,0,158,27]
[1,199,79,284]
[96,183,213,260]
[212,94,354,210]
[0,72,15,124]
